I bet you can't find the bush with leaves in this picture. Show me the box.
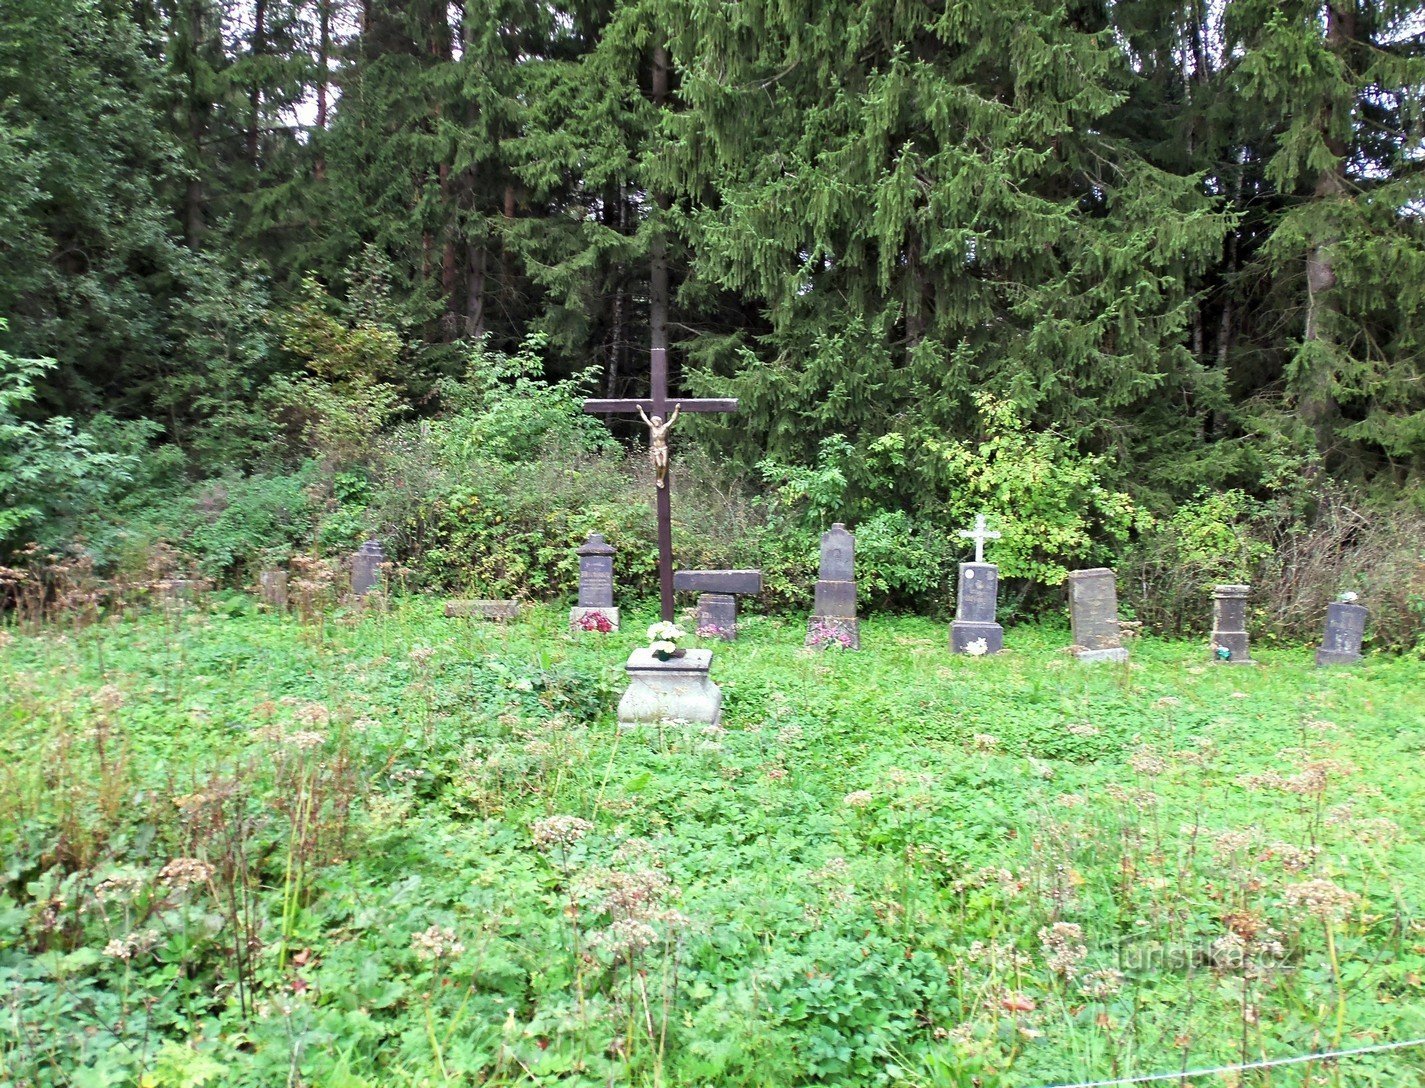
[0,322,134,552]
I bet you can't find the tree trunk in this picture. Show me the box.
[248,0,266,167]
[315,0,330,180]
[1299,1,1354,451]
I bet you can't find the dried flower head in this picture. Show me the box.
[843,790,873,809]
[411,925,465,961]
[1283,878,1358,922]
[531,815,594,849]
[158,858,213,890]
[1038,922,1088,978]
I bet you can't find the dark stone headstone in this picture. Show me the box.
[1068,568,1128,663]
[259,569,289,611]
[576,533,615,608]
[673,569,764,595]
[807,523,859,649]
[1316,600,1366,666]
[445,599,521,621]
[951,562,1003,654]
[571,533,620,632]
[1210,584,1253,664]
[696,593,738,639]
[351,540,385,597]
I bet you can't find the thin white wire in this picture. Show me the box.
[1041,1037,1425,1088]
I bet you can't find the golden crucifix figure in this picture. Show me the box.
[637,403,680,488]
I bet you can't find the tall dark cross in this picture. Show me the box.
[583,347,736,622]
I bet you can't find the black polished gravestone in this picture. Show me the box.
[351,539,385,597]
[951,563,1003,654]
[950,514,1004,654]
[674,569,762,640]
[806,523,860,650]
[1067,567,1129,663]
[1316,599,1367,666]
[570,532,620,632]
[1209,584,1254,664]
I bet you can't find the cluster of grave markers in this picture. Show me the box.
[556,520,1370,669]
[251,527,1369,730]
[251,528,1371,671]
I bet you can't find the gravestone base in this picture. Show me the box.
[1210,631,1255,664]
[806,615,860,650]
[569,606,620,633]
[1315,647,1363,667]
[617,648,722,729]
[1075,646,1130,664]
[444,599,521,621]
[695,593,738,640]
[951,620,1003,655]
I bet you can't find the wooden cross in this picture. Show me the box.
[958,514,1001,564]
[583,346,737,622]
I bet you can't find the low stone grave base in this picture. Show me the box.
[806,616,860,650]
[951,620,1003,655]
[569,606,620,633]
[1315,648,1362,667]
[1075,646,1130,664]
[445,599,520,621]
[617,648,722,729]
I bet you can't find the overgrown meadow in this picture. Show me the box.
[2,598,1424,1087]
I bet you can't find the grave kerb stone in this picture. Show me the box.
[444,599,521,621]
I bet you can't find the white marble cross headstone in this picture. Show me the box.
[958,514,1001,564]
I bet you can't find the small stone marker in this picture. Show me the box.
[259,569,289,611]
[1209,584,1253,664]
[570,532,619,632]
[951,515,1004,654]
[674,569,762,640]
[1067,568,1129,663]
[806,523,859,650]
[617,647,723,729]
[351,539,385,597]
[1315,597,1366,666]
[444,599,521,621]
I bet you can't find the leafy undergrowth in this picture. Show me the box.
[2,599,1423,1087]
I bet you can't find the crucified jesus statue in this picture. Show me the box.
[638,403,680,489]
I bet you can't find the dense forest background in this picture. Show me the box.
[1,0,1423,643]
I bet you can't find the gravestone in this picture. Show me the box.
[570,533,619,632]
[351,539,385,597]
[675,569,762,640]
[806,523,860,649]
[1209,584,1253,664]
[445,599,521,621]
[617,648,723,729]
[1067,568,1129,663]
[259,569,289,611]
[951,515,1004,654]
[1315,599,1367,666]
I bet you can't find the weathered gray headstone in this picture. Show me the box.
[696,593,738,640]
[1068,568,1128,663]
[570,533,619,632]
[1315,599,1366,666]
[351,540,385,597]
[676,569,762,640]
[673,569,763,595]
[807,523,860,650]
[1209,584,1253,664]
[259,569,289,611]
[617,647,723,729]
[445,599,521,621]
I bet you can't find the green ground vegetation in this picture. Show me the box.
[2,598,1423,1086]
